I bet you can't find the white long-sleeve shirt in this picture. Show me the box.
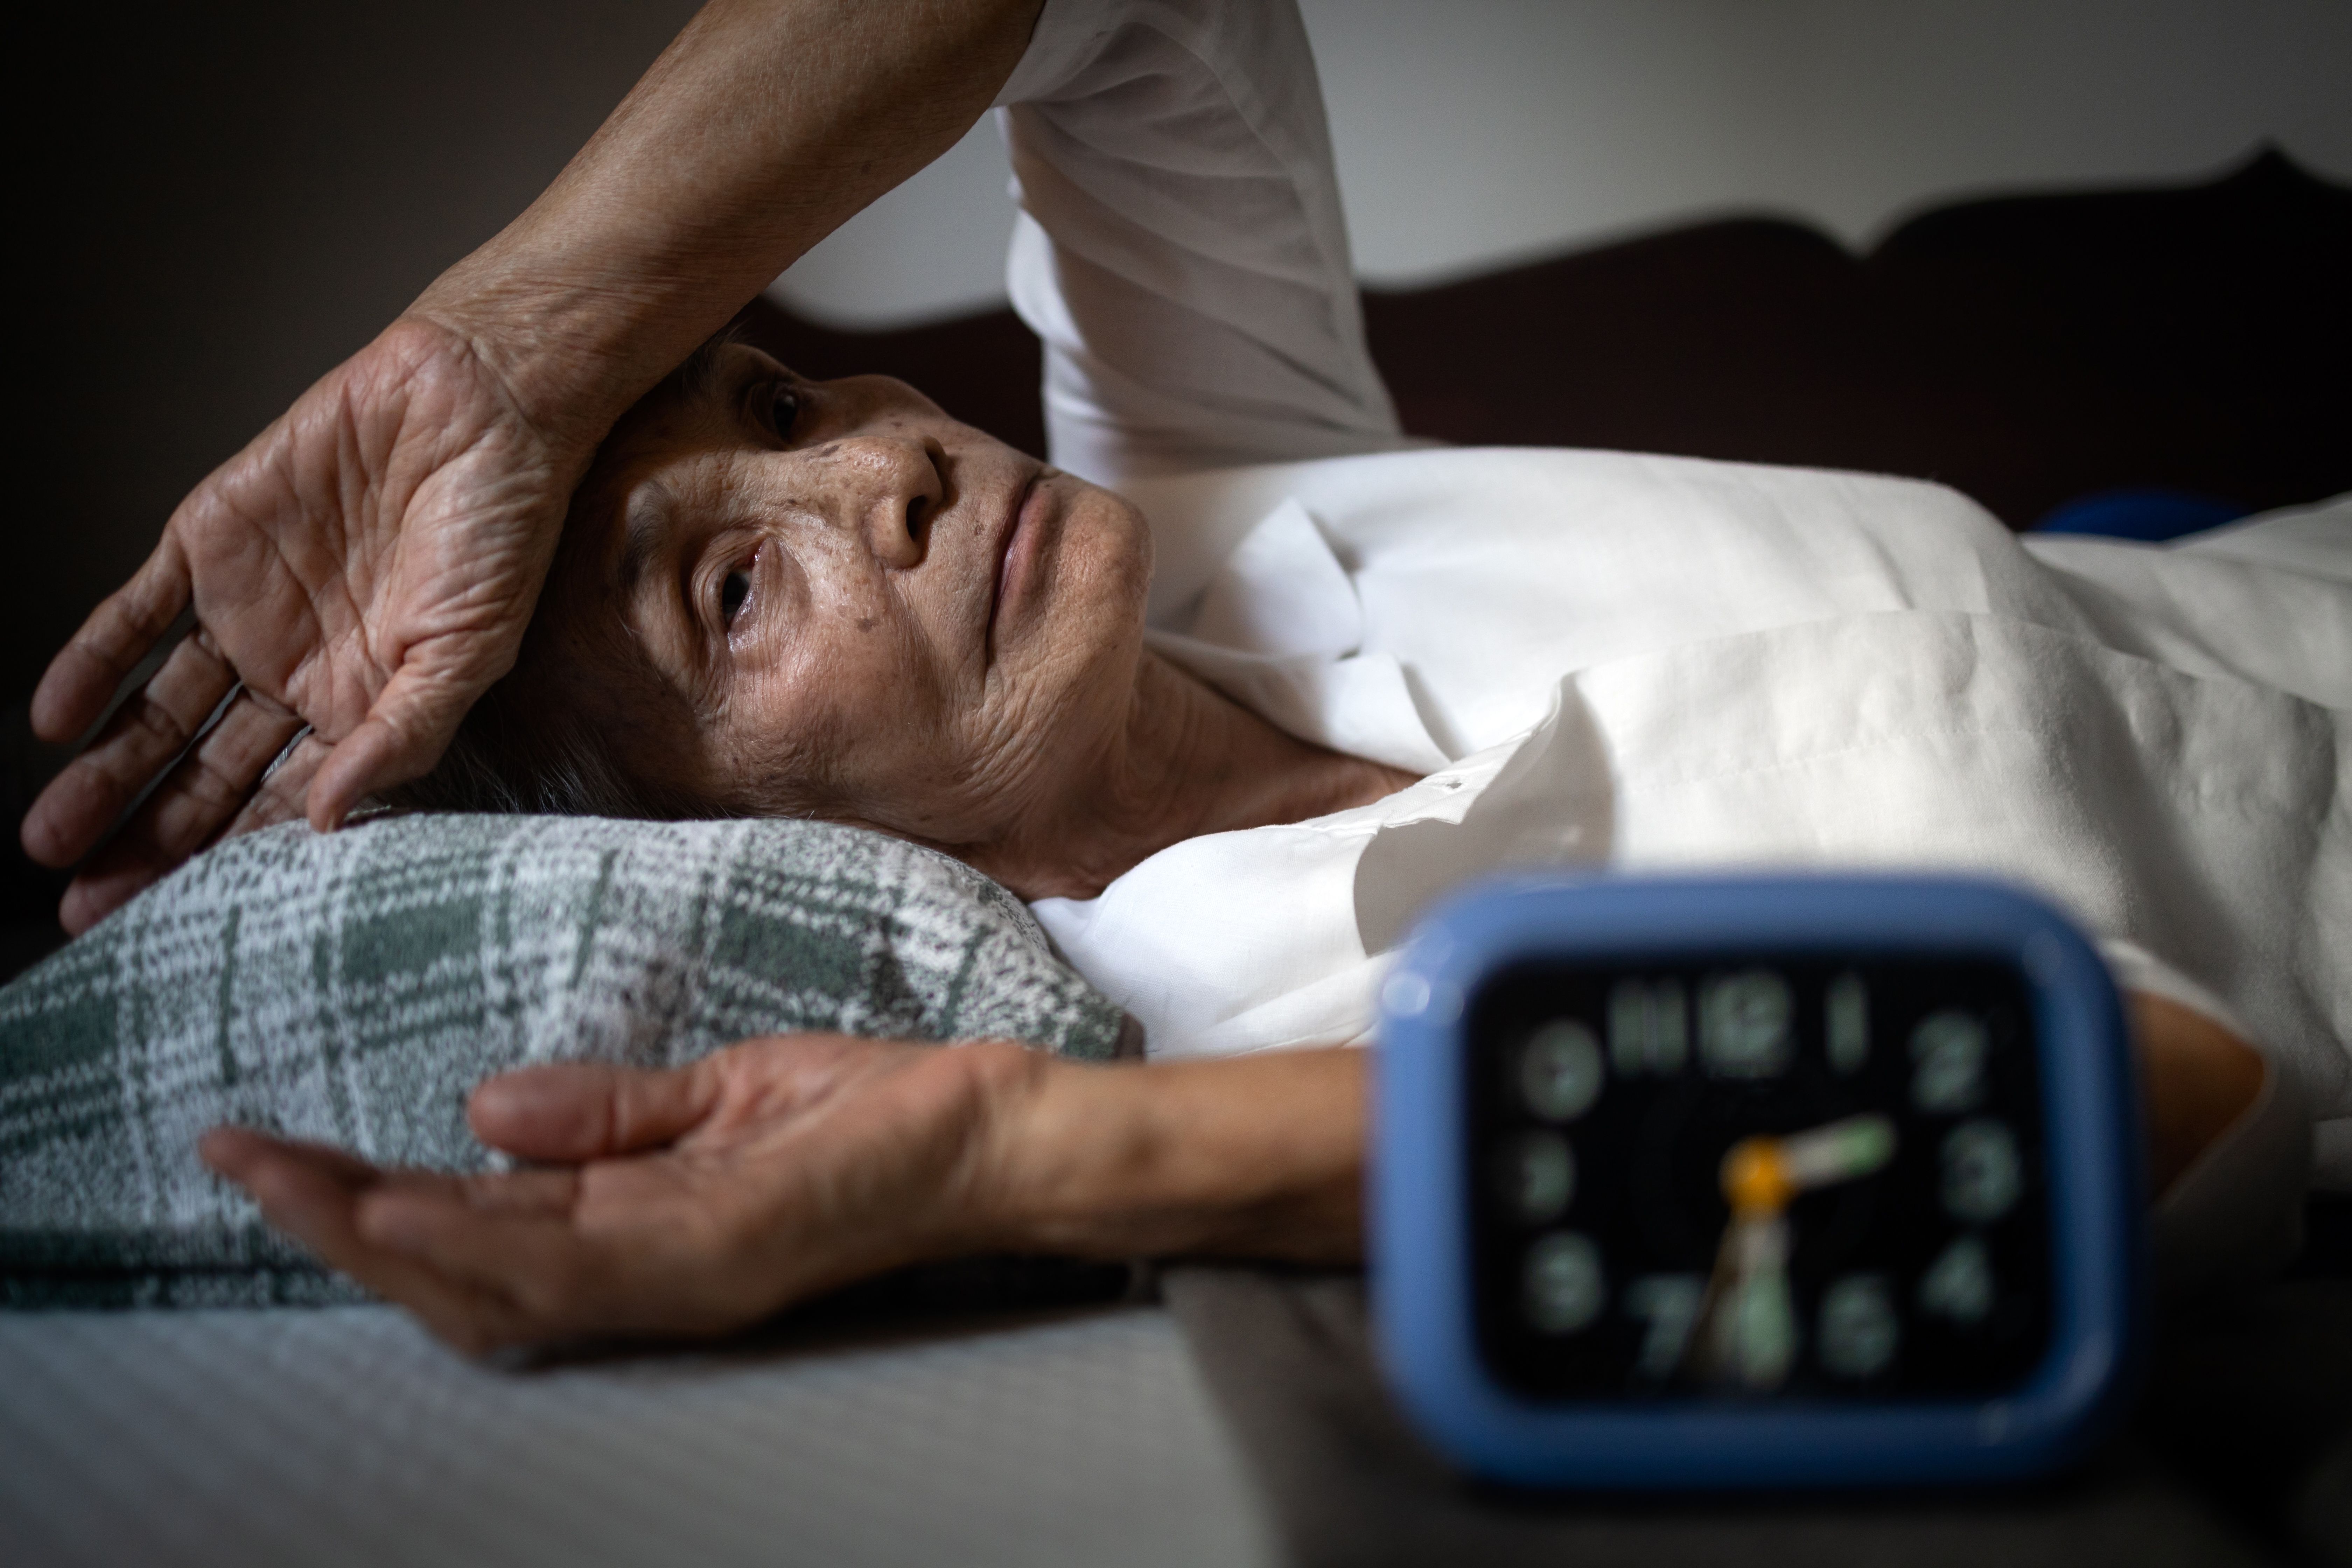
[992,0,2352,1185]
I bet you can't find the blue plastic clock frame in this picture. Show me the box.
[1373,873,2147,1490]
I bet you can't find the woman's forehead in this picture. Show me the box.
[613,349,772,467]
[580,373,771,579]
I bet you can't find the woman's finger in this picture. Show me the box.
[23,643,240,880]
[218,730,329,840]
[59,694,308,925]
[200,1126,384,1188]
[305,643,503,832]
[468,1058,725,1163]
[136,688,306,850]
[355,1182,639,1334]
[21,626,242,869]
[356,1167,769,1341]
[54,852,170,938]
[201,1130,542,1353]
[209,1130,629,1330]
[29,537,192,747]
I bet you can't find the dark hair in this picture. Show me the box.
[382,675,667,818]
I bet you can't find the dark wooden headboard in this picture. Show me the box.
[736,149,2349,530]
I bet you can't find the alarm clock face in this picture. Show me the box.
[1465,957,2050,1400]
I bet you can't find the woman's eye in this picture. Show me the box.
[721,568,753,625]
[770,385,802,438]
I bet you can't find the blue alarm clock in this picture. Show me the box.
[1372,874,2146,1489]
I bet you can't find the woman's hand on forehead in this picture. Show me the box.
[21,318,591,931]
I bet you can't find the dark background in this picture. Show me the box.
[19,1,702,705]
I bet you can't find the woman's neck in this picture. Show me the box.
[977,650,1419,901]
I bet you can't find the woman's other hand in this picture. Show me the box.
[201,1034,1368,1356]
[23,316,586,933]
[199,1035,1029,1354]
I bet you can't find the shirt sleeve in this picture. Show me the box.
[992,0,1408,488]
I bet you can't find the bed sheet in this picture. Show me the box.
[0,1300,1276,1568]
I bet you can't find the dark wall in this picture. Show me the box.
[1363,152,2352,528]
[21,0,702,712]
[739,149,2351,532]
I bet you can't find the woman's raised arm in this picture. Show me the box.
[23,0,1043,932]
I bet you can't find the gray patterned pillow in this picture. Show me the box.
[0,812,1132,1307]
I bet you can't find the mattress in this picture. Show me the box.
[0,1300,1275,1568]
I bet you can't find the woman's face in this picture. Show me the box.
[544,342,1153,850]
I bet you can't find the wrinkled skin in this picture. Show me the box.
[202,1035,1376,1354]
[23,318,586,933]
[516,337,1409,898]
[202,1035,1030,1353]
[542,341,1158,861]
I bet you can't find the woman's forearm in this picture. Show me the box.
[201,1000,2269,1355]
[963,990,2261,1276]
[413,0,1043,449]
[974,1047,1370,1265]
[2129,992,2267,1194]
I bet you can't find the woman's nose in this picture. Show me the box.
[821,435,941,569]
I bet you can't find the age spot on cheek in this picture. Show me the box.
[856,616,877,632]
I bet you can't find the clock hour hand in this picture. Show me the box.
[1695,1209,1795,1390]
[1688,1115,1898,1390]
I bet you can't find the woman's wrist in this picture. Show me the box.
[398,279,675,462]
[398,0,1048,461]
[967,1043,1368,1265]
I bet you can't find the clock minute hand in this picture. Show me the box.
[1776,1113,1898,1194]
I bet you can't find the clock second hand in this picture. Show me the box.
[1688,1114,1898,1390]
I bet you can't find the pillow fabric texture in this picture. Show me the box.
[0,813,1132,1308]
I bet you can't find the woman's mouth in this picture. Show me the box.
[989,472,1044,654]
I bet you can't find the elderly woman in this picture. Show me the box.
[24,0,2347,1351]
